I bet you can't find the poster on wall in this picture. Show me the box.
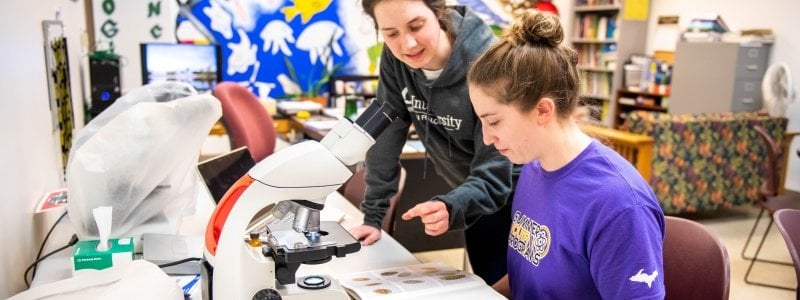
[42,20,75,180]
[175,0,378,102]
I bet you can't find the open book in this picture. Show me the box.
[337,262,491,299]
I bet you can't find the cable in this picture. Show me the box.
[157,257,202,269]
[24,234,79,288]
[31,211,68,281]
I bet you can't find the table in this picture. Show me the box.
[27,186,503,299]
[289,114,426,160]
[30,190,419,286]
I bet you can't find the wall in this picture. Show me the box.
[0,0,86,297]
[643,0,800,191]
[90,0,177,94]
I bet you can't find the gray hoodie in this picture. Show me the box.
[362,6,514,231]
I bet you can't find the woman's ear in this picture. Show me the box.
[535,98,555,123]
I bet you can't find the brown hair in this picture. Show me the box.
[467,10,579,118]
[361,0,455,43]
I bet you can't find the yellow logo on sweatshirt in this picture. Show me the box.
[509,210,550,266]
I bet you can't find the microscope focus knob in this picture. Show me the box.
[252,288,282,300]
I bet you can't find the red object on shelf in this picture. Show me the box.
[533,0,559,16]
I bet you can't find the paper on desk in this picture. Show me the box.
[305,119,340,131]
[404,140,425,151]
[277,100,322,114]
[337,262,487,299]
[321,205,346,223]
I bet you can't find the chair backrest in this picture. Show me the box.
[213,82,276,162]
[754,124,782,198]
[663,216,730,300]
[341,166,407,235]
[774,208,800,299]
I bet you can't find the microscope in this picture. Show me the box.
[201,101,398,299]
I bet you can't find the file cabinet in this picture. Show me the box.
[669,41,771,114]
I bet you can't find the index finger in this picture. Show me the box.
[402,202,440,220]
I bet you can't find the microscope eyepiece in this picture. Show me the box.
[355,100,399,139]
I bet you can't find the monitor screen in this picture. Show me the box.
[140,43,222,93]
[197,147,255,203]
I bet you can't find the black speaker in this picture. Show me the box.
[88,54,121,118]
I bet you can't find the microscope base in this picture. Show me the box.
[276,275,350,300]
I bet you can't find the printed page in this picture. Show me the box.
[337,262,484,299]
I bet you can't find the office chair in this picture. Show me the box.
[742,125,800,290]
[663,216,730,300]
[774,208,800,296]
[340,166,407,235]
[213,82,276,162]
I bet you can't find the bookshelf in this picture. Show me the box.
[614,89,669,128]
[572,0,649,127]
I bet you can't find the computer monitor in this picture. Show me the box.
[140,43,222,93]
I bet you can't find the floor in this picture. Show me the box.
[413,204,798,299]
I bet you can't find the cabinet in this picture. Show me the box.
[669,41,771,115]
[614,89,668,128]
[572,0,649,127]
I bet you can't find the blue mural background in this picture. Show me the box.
[179,0,365,101]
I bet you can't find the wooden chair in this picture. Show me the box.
[743,125,800,290]
[774,209,800,296]
[664,216,730,300]
[340,166,407,235]
[579,123,654,181]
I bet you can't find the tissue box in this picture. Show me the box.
[72,237,135,274]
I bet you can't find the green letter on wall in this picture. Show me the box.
[148,1,161,18]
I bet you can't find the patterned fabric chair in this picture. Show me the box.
[618,111,789,214]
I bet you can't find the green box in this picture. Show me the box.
[72,237,135,273]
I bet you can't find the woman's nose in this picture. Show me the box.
[403,34,417,49]
[482,130,496,146]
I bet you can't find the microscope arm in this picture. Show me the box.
[203,101,398,300]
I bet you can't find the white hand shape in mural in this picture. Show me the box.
[227,29,259,76]
[203,0,234,39]
[296,21,344,65]
[260,20,295,56]
[277,74,302,95]
[251,81,277,102]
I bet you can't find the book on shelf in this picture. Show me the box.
[577,0,618,6]
[681,31,722,42]
[687,13,729,33]
[618,97,636,105]
[337,262,490,299]
[580,71,612,99]
[575,14,618,41]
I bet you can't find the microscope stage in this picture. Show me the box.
[266,221,361,264]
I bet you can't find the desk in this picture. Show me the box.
[31,191,419,287]
[27,187,502,299]
[289,114,426,160]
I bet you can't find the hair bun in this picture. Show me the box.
[505,10,563,47]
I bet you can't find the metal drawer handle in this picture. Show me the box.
[746,64,759,71]
[741,98,754,104]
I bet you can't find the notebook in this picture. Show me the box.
[197,146,255,203]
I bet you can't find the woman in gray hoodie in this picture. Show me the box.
[347,0,516,285]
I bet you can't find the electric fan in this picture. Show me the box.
[762,62,795,117]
